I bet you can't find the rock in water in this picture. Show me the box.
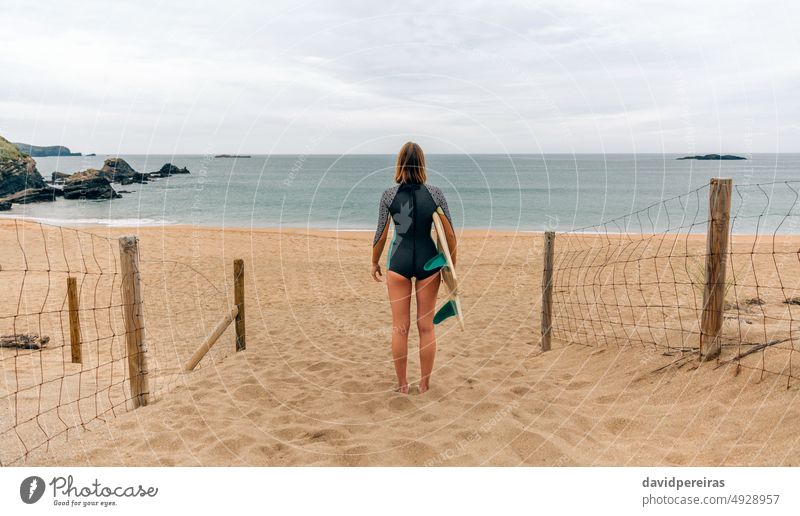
[0,200,10,211]
[51,171,71,182]
[0,135,47,197]
[676,154,746,160]
[63,169,121,200]
[152,163,190,177]
[100,157,139,183]
[119,172,151,185]
[1,187,62,204]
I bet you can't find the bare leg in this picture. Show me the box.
[415,272,441,394]
[387,271,412,394]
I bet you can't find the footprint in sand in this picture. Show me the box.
[593,393,633,405]
[509,385,530,396]
[244,407,265,419]
[233,383,268,401]
[510,430,575,466]
[564,380,592,391]
[172,403,200,416]
[665,451,688,464]
[304,427,347,443]
[208,438,248,462]
[604,416,633,435]
[273,426,306,441]
[339,380,373,394]
[388,396,415,412]
[335,447,371,466]
[306,361,334,372]
[357,399,382,416]
[391,439,436,463]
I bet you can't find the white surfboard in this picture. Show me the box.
[424,208,464,330]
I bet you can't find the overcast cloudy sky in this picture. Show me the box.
[1,0,798,154]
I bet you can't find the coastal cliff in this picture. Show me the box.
[13,142,81,157]
[0,136,48,202]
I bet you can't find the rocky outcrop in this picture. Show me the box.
[63,169,121,200]
[1,136,48,200]
[64,158,189,186]
[99,157,160,184]
[51,171,71,182]
[0,156,46,197]
[1,186,62,204]
[120,172,151,185]
[151,163,190,177]
[1,146,188,207]
[12,142,80,157]
[100,158,139,182]
[676,154,746,160]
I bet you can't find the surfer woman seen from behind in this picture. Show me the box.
[371,142,457,394]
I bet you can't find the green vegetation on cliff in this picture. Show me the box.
[0,136,26,161]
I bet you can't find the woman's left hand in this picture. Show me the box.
[371,262,383,282]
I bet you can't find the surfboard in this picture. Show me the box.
[424,208,465,330]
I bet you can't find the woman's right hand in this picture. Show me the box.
[370,262,383,282]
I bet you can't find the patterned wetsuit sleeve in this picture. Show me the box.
[373,189,392,246]
[427,185,453,224]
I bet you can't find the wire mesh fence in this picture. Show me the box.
[0,219,240,465]
[549,179,800,386]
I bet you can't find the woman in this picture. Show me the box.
[371,142,457,394]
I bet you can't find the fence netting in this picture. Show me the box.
[0,219,237,465]
[551,180,800,386]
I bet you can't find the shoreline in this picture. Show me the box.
[0,215,792,238]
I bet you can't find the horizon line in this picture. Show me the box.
[26,151,798,156]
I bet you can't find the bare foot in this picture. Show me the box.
[418,379,430,394]
[395,384,409,394]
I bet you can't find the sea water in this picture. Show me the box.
[4,153,800,234]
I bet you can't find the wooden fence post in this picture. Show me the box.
[541,231,555,352]
[234,258,246,351]
[700,178,732,361]
[67,276,82,364]
[183,306,239,371]
[119,236,149,408]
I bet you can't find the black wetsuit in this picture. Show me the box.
[373,182,453,280]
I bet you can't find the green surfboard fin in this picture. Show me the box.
[433,299,458,325]
[424,252,447,271]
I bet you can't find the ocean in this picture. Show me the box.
[4,153,800,234]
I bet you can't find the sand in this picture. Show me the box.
[2,221,800,466]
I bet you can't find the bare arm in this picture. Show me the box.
[372,222,389,265]
[371,189,394,281]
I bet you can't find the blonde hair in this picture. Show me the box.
[394,141,426,184]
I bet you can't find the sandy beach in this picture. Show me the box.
[2,221,799,466]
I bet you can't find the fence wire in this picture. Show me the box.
[551,180,800,386]
[0,219,238,465]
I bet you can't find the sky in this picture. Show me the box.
[1,0,798,154]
